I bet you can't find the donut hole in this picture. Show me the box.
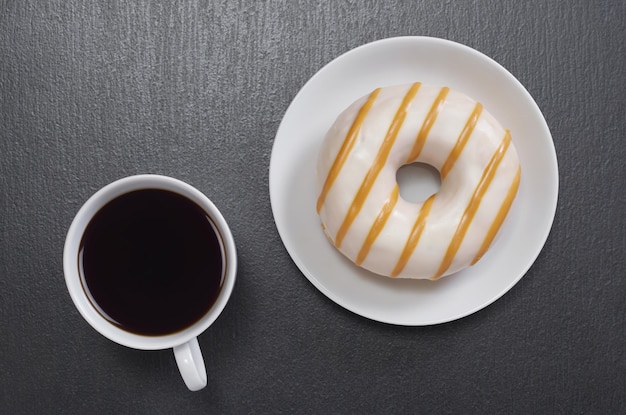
[396,162,441,203]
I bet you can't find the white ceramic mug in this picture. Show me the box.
[63,175,237,391]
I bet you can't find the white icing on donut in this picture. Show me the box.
[316,83,521,280]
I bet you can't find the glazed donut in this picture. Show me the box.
[316,83,521,280]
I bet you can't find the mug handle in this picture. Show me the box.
[173,337,207,391]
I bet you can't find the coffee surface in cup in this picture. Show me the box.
[79,189,224,336]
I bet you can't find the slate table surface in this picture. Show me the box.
[1,1,624,413]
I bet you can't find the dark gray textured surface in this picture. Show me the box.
[1,0,625,413]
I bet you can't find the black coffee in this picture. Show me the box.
[79,189,224,336]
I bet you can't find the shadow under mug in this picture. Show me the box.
[63,175,237,391]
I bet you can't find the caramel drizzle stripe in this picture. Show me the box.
[316,88,382,214]
[431,130,513,280]
[355,185,399,265]
[334,82,422,248]
[440,103,483,179]
[390,194,436,277]
[470,165,521,265]
[406,87,450,162]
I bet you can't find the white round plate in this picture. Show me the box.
[269,36,558,325]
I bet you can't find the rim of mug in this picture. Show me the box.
[63,174,237,350]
